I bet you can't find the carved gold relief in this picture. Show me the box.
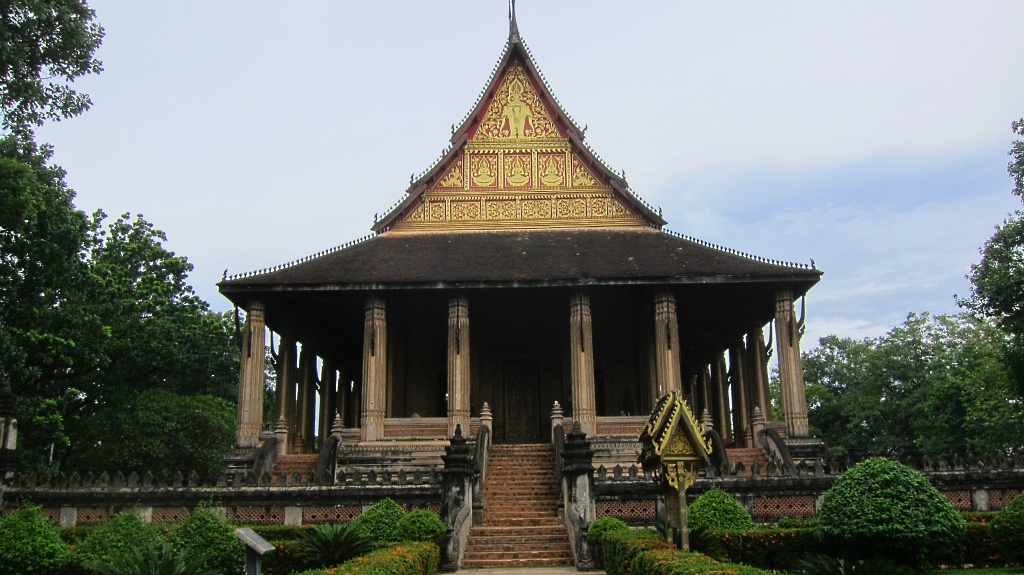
[403,202,425,222]
[476,61,560,141]
[537,153,565,187]
[557,198,586,219]
[486,200,516,220]
[571,155,598,187]
[522,199,551,219]
[429,202,446,221]
[591,198,609,218]
[435,155,464,188]
[504,153,532,187]
[450,201,480,220]
[470,155,498,188]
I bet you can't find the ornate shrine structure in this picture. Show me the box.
[218,9,823,471]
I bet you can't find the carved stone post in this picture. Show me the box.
[236,299,266,449]
[440,425,474,572]
[775,290,809,438]
[746,329,773,422]
[569,291,597,436]
[711,353,730,442]
[361,296,387,441]
[318,359,336,449]
[729,340,749,447]
[274,334,298,452]
[654,289,683,397]
[550,401,564,444]
[561,429,596,569]
[296,348,317,453]
[447,296,471,438]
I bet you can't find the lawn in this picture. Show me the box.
[941,569,1023,574]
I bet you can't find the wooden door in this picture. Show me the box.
[504,361,540,443]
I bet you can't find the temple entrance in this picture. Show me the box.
[504,361,540,443]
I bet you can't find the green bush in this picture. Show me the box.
[395,509,445,542]
[600,529,770,575]
[77,510,165,564]
[167,507,244,575]
[818,457,965,567]
[713,528,824,570]
[294,523,374,568]
[689,488,755,532]
[251,525,312,542]
[601,529,671,575]
[0,505,76,575]
[293,542,439,575]
[588,516,630,544]
[350,498,405,543]
[792,554,913,575]
[86,543,215,575]
[991,491,1024,564]
[961,522,1006,568]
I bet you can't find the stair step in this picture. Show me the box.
[461,558,573,568]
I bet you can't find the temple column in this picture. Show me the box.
[712,353,731,443]
[236,298,266,448]
[775,290,809,438]
[274,334,298,452]
[447,296,471,437]
[745,330,773,423]
[729,340,749,447]
[653,288,683,397]
[297,347,317,453]
[318,359,336,448]
[361,296,387,441]
[569,291,597,436]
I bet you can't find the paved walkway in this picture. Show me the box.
[458,564,598,568]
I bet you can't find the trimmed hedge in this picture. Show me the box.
[713,528,825,570]
[76,510,164,564]
[819,457,965,567]
[168,507,245,575]
[293,542,439,575]
[395,509,445,543]
[588,516,630,544]
[601,529,771,575]
[0,505,77,575]
[991,491,1024,565]
[689,487,755,532]
[350,498,405,544]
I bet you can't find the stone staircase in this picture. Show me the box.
[726,447,769,474]
[461,443,574,569]
[271,454,318,485]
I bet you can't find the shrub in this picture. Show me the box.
[792,554,913,575]
[167,507,244,575]
[395,509,445,543]
[350,498,405,543]
[77,510,164,564]
[991,491,1024,564]
[0,505,75,575]
[713,528,824,570]
[293,541,440,575]
[689,488,754,532]
[588,516,630,544]
[600,529,771,575]
[294,523,374,568]
[601,529,671,575]
[818,457,965,567]
[86,543,215,575]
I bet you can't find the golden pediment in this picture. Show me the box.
[474,60,561,143]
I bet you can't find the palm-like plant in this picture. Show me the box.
[294,522,375,568]
[86,543,215,575]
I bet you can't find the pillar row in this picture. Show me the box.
[729,340,749,447]
[236,298,266,448]
[569,291,597,436]
[447,296,471,438]
[654,289,683,398]
[361,296,387,442]
[775,290,809,438]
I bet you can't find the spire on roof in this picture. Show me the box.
[509,0,520,43]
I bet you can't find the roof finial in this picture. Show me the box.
[509,0,520,43]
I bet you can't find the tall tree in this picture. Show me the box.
[0,0,104,136]
[963,119,1024,394]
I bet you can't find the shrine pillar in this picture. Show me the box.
[729,340,749,447]
[296,347,317,453]
[745,330,773,423]
[569,291,596,436]
[775,290,809,438]
[447,296,471,437]
[361,296,387,441]
[318,359,336,448]
[236,298,266,448]
[274,334,298,451]
[654,288,683,397]
[711,353,730,442]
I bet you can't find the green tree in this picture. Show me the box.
[0,0,104,136]
[963,119,1024,395]
[803,313,1024,459]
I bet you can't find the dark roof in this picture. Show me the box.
[218,228,821,297]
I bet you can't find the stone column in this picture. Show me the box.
[712,353,730,443]
[561,429,596,569]
[447,296,471,438]
[236,299,266,448]
[775,290,809,438]
[746,329,773,422]
[729,340,749,447]
[361,296,387,441]
[441,425,474,571]
[318,359,336,449]
[296,348,317,453]
[275,335,298,452]
[654,289,683,398]
[569,291,597,436]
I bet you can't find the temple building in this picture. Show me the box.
[218,10,822,473]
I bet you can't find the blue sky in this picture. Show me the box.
[35,1,1024,347]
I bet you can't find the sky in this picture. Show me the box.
[35,1,1024,347]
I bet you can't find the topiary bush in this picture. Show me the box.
[818,457,965,567]
[77,510,164,564]
[0,505,76,575]
[350,498,405,543]
[689,487,755,532]
[395,509,445,542]
[293,541,440,575]
[167,507,244,575]
[588,516,630,545]
[991,491,1024,564]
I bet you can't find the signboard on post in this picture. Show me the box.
[637,391,712,551]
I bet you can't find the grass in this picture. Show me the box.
[940,569,1023,574]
